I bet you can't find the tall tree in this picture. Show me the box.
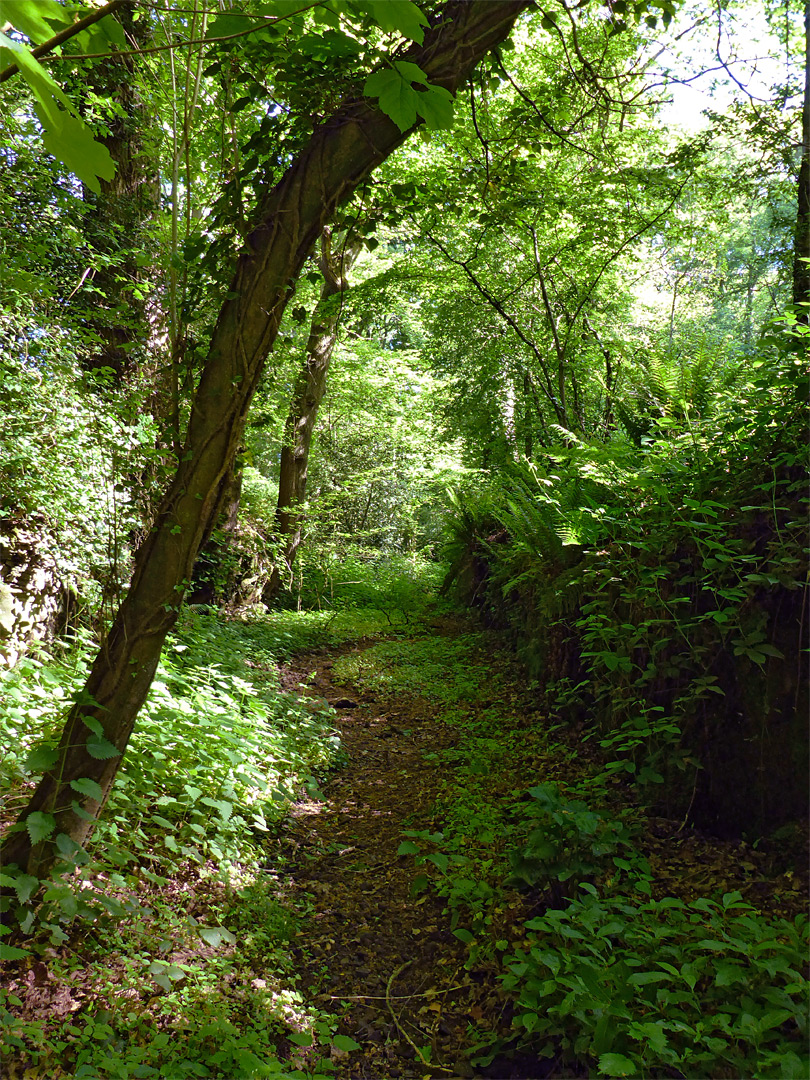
[1,0,530,881]
[265,225,363,603]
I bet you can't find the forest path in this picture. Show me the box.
[275,621,524,1080]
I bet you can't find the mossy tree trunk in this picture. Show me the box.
[1,0,529,880]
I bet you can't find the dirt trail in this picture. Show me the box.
[277,638,512,1080]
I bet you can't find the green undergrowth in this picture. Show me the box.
[273,550,444,625]
[331,631,486,704]
[0,608,355,1079]
[340,620,809,1079]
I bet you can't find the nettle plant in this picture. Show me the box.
[499,887,809,1079]
[0,610,340,960]
[504,783,648,901]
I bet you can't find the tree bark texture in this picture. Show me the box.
[1,0,530,879]
[264,227,363,602]
[794,2,810,318]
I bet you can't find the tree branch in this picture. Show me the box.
[0,0,131,84]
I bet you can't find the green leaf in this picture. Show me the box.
[148,966,172,993]
[24,745,59,773]
[627,970,671,985]
[81,716,104,737]
[70,778,104,802]
[7,872,39,907]
[71,800,97,822]
[11,873,40,904]
[397,840,420,855]
[410,873,430,895]
[55,832,82,857]
[0,942,29,961]
[363,68,418,132]
[86,735,120,760]
[393,60,429,86]
[201,797,233,821]
[26,811,56,845]
[198,926,237,947]
[427,851,449,872]
[414,84,454,130]
[3,0,70,45]
[36,101,116,194]
[288,1031,314,1047]
[598,1053,639,1077]
[0,30,69,114]
[332,1034,361,1052]
[362,0,428,43]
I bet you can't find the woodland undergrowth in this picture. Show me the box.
[0,551,807,1079]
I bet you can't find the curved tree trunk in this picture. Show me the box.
[264,227,363,603]
[1,0,529,881]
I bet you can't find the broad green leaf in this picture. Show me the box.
[26,810,56,845]
[148,968,172,992]
[332,1034,361,1052]
[71,799,97,822]
[37,102,116,194]
[0,30,68,121]
[598,1053,639,1077]
[288,1031,314,1047]
[10,873,40,903]
[427,851,449,872]
[363,68,418,132]
[393,60,429,85]
[627,970,672,985]
[70,778,104,802]
[397,840,420,855]
[85,733,120,760]
[24,745,59,773]
[410,873,430,895]
[55,832,81,857]
[414,84,454,130]
[2,0,70,45]
[362,0,427,44]
[81,715,104,737]
[7,872,38,907]
[0,942,29,961]
[201,797,233,821]
[198,926,236,947]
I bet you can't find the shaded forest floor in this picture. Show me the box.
[2,603,808,1079]
[268,614,808,1079]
